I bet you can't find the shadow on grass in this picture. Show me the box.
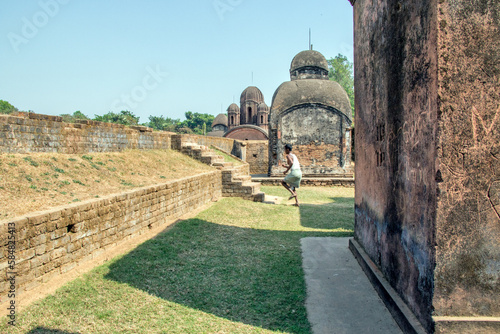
[105,217,351,334]
[299,198,355,230]
[26,328,80,334]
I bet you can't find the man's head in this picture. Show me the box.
[284,144,292,153]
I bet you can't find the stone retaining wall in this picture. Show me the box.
[0,171,221,303]
[254,177,354,187]
[0,112,269,175]
[0,113,172,154]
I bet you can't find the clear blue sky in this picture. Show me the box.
[0,0,354,123]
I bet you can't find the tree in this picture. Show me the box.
[0,100,19,114]
[145,115,180,132]
[60,110,89,123]
[327,54,355,118]
[143,111,215,134]
[177,111,214,135]
[93,110,139,126]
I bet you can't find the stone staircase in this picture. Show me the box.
[179,142,265,202]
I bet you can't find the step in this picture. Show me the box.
[200,155,217,164]
[240,182,261,194]
[213,162,234,169]
[252,192,266,202]
[233,175,251,182]
[207,155,224,163]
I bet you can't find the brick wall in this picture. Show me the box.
[351,0,500,332]
[0,112,270,176]
[269,106,353,176]
[352,0,438,330]
[245,140,268,174]
[0,113,172,154]
[0,171,221,303]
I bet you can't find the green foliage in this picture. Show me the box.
[72,179,85,186]
[179,111,214,135]
[60,110,89,123]
[144,112,214,135]
[0,100,19,115]
[93,110,139,126]
[327,54,355,118]
[23,157,39,167]
[145,115,180,132]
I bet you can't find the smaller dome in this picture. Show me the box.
[240,86,264,104]
[290,50,329,73]
[257,102,269,112]
[212,113,228,127]
[227,103,240,113]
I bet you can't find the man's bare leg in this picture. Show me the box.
[281,181,297,198]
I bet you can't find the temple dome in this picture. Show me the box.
[212,113,228,127]
[240,86,264,103]
[258,102,269,112]
[271,79,352,122]
[227,103,240,113]
[290,50,329,73]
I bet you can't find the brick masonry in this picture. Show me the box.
[0,113,270,175]
[245,140,269,174]
[253,177,354,187]
[351,0,500,332]
[0,113,171,154]
[224,126,268,141]
[0,171,221,304]
[177,141,265,202]
[269,106,353,177]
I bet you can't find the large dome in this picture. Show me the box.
[212,113,228,127]
[240,86,264,104]
[271,79,352,122]
[290,50,329,73]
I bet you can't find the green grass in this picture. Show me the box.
[23,156,39,167]
[1,186,354,334]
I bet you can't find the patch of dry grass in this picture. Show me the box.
[0,150,213,221]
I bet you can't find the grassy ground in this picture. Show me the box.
[1,186,354,334]
[0,150,212,221]
[211,147,244,166]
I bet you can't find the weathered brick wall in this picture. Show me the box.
[352,0,500,332]
[352,0,438,331]
[245,140,268,174]
[254,177,354,187]
[434,0,500,331]
[0,171,221,302]
[0,113,172,154]
[0,113,272,179]
[269,106,353,176]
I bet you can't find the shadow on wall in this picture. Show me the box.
[299,198,355,230]
[27,328,81,334]
[104,218,350,334]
